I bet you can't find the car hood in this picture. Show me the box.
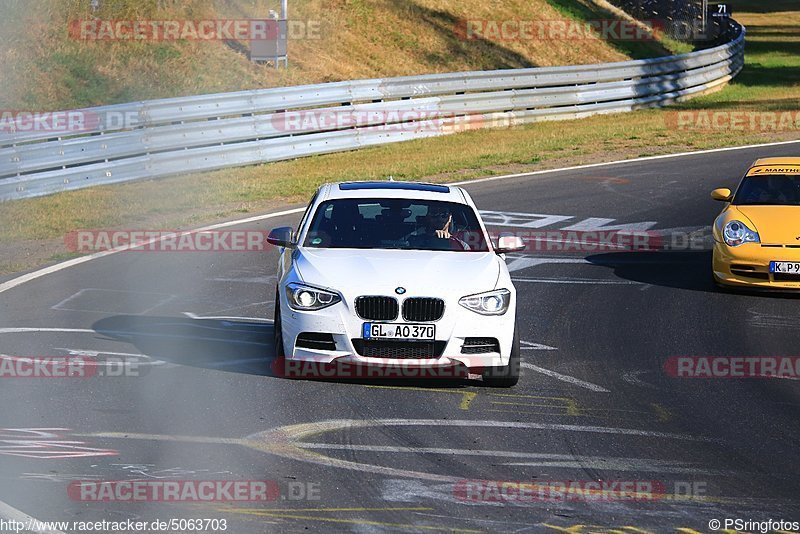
[731,205,800,244]
[294,248,501,298]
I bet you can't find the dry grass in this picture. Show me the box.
[0,0,675,110]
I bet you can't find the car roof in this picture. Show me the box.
[747,157,800,176]
[320,181,467,202]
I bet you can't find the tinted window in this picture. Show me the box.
[733,174,800,205]
[303,199,490,251]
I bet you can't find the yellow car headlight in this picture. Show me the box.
[723,220,760,247]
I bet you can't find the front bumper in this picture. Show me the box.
[713,240,800,289]
[278,291,516,369]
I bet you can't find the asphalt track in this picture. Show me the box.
[1,142,799,533]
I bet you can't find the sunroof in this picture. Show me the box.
[338,181,450,193]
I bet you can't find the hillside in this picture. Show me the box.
[0,0,679,110]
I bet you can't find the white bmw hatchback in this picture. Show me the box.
[267,181,525,387]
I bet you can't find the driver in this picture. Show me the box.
[408,208,470,250]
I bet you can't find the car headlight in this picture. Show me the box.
[285,282,341,311]
[459,289,511,315]
[723,220,760,247]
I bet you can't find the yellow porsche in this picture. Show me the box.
[712,157,800,289]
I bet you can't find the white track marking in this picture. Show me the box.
[92,330,270,345]
[76,418,717,486]
[0,500,65,534]
[409,511,535,528]
[622,369,662,390]
[521,362,611,392]
[451,139,800,187]
[0,328,95,334]
[206,276,277,284]
[55,348,151,358]
[0,326,269,346]
[247,419,717,482]
[747,309,800,329]
[1,140,798,296]
[53,348,174,368]
[478,211,574,228]
[0,348,173,369]
[520,341,557,351]
[50,288,175,314]
[560,217,657,232]
[204,300,275,315]
[182,312,273,323]
[498,462,722,474]
[512,277,641,285]
[508,235,631,249]
[159,319,268,333]
[205,358,270,369]
[256,418,714,441]
[297,443,721,473]
[0,207,305,296]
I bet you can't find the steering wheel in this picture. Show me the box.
[447,235,469,251]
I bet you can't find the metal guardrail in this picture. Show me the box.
[0,22,744,201]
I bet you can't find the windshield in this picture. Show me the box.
[733,174,800,205]
[302,198,490,251]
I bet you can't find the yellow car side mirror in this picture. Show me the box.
[711,188,733,202]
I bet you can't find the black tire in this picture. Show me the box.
[273,289,285,358]
[482,326,520,388]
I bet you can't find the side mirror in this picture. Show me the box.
[495,234,526,254]
[267,226,295,248]
[711,188,733,202]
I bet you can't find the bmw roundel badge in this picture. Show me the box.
[395,287,406,295]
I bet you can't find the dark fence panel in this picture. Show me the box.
[606,0,729,45]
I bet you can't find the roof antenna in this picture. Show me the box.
[388,175,395,181]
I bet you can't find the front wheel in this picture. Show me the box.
[273,289,285,358]
[482,327,520,388]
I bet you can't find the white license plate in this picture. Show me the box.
[770,261,800,273]
[363,323,436,340]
